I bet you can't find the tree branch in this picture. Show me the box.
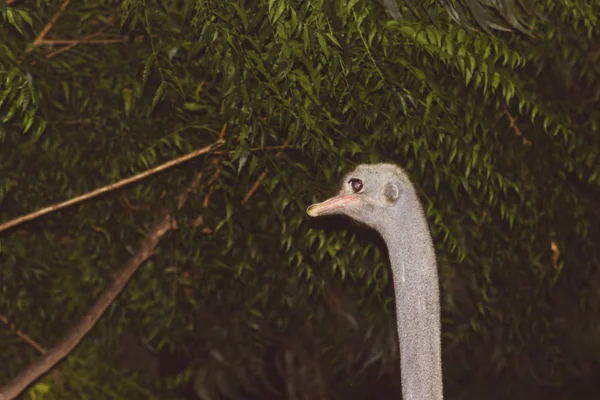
[203,123,228,207]
[241,139,290,205]
[0,314,46,355]
[0,141,223,233]
[32,0,72,48]
[42,16,119,60]
[0,168,209,400]
[503,105,532,145]
[39,38,131,45]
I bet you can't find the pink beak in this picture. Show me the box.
[306,194,360,217]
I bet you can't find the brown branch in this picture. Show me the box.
[0,218,171,400]
[475,210,488,231]
[0,314,46,355]
[43,16,118,60]
[0,170,207,400]
[191,215,212,233]
[550,240,560,269]
[241,170,269,206]
[177,171,204,209]
[123,198,151,212]
[212,144,290,155]
[38,38,130,45]
[24,1,127,63]
[0,141,223,234]
[203,123,228,207]
[241,139,290,205]
[45,42,84,60]
[503,105,532,145]
[174,125,227,301]
[32,0,72,48]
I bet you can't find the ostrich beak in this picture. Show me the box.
[306,194,360,217]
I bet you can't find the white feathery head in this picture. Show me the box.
[307,163,420,232]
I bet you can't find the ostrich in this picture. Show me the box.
[306,163,443,400]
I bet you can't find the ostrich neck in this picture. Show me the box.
[379,203,443,400]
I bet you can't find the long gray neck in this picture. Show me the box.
[379,197,443,400]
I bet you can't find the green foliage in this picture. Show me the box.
[0,0,599,399]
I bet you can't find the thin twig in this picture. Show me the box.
[123,198,151,212]
[177,125,227,301]
[503,105,532,145]
[46,40,89,60]
[44,16,118,60]
[0,170,207,400]
[241,138,290,205]
[0,314,47,355]
[241,170,270,205]
[39,38,130,45]
[475,210,488,231]
[203,123,228,207]
[212,144,290,155]
[550,240,560,269]
[32,0,72,48]
[0,141,223,233]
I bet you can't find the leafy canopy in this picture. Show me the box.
[0,0,599,399]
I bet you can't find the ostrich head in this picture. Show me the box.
[306,163,444,400]
[306,163,418,232]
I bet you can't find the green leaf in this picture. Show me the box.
[150,81,167,113]
[347,0,361,14]
[231,2,248,31]
[268,0,286,24]
[183,102,206,111]
[316,32,330,59]
[123,88,133,117]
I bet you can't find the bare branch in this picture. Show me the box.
[43,16,118,60]
[39,38,131,45]
[503,105,532,145]
[202,123,228,207]
[0,314,46,355]
[241,138,290,205]
[0,168,209,399]
[0,141,223,233]
[32,0,72,48]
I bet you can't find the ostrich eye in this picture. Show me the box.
[348,178,364,193]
